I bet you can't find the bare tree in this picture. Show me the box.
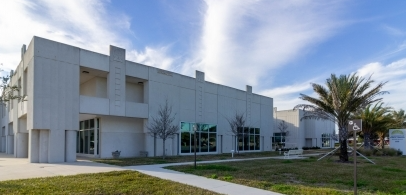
[278,120,288,134]
[147,99,179,159]
[277,120,289,148]
[226,112,245,153]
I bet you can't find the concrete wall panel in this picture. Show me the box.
[205,82,218,94]
[125,61,149,80]
[80,49,109,72]
[80,96,110,115]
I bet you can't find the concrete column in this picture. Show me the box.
[29,129,39,163]
[108,46,126,116]
[65,130,76,162]
[94,118,98,157]
[6,135,14,154]
[39,130,49,163]
[195,71,205,123]
[48,130,65,163]
[15,133,28,158]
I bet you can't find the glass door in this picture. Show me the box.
[77,118,99,155]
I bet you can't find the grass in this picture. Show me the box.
[93,150,327,166]
[167,156,406,195]
[0,170,220,195]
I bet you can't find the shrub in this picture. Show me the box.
[302,146,321,150]
[397,149,403,156]
[375,151,383,156]
[359,149,373,156]
[223,175,233,181]
[382,148,398,156]
[209,174,218,179]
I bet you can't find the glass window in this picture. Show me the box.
[181,132,191,153]
[255,135,260,150]
[84,120,89,129]
[77,118,99,155]
[209,133,216,152]
[180,122,217,154]
[209,125,216,132]
[90,119,94,129]
[181,122,190,132]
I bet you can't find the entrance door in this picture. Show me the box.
[77,118,99,156]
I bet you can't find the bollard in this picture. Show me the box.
[231,150,234,158]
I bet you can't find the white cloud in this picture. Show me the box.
[182,0,346,90]
[0,0,174,72]
[357,59,406,110]
[259,81,315,110]
[127,46,177,71]
[267,58,406,111]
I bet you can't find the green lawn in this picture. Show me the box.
[167,156,406,195]
[0,171,220,195]
[93,150,327,166]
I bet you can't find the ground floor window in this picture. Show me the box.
[321,133,331,148]
[272,132,286,148]
[237,127,260,151]
[180,122,216,154]
[77,118,99,155]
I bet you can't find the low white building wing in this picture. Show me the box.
[0,36,274,163]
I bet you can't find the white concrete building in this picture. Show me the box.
[0,36,274,163]
[273,108,335,149]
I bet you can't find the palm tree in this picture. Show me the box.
[390,109,406,128]
[352,102,392,150]
[294,74,387,162]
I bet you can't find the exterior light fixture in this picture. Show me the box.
[138,82,143,84]
[82,71,89,74]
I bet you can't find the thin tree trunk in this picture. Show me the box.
[364,132,371,150]
[162,139,166,159]
[339,127,349,162]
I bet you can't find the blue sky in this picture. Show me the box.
[1,0,405,111]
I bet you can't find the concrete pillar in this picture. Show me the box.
[29,129,39,163]
[65,130,76,162]
[48,130,65,163]
[16,133,28,158]
[108,45,126,116]
[6,135,14,154]
[0,136,4,152]
[39,130,49,163]
[94,118,98,157]
[195,71,205,123]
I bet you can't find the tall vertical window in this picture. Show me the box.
[321,133,331,148]
[180,122,217,154]
[77,118,99,155]
[238,127,261,151]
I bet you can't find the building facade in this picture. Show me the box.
[0,36,274,163]
[273,108,335,149]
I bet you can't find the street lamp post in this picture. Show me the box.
[193,124,197,169]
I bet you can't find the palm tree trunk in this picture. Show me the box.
[339,127,349,162]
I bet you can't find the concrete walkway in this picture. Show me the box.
[0,153,125,181]
[0,152,319,195]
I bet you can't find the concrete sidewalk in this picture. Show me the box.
[0,153,124,181]
[0,152,318,195]
[128,164,282,195]
[124,155,318,195]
